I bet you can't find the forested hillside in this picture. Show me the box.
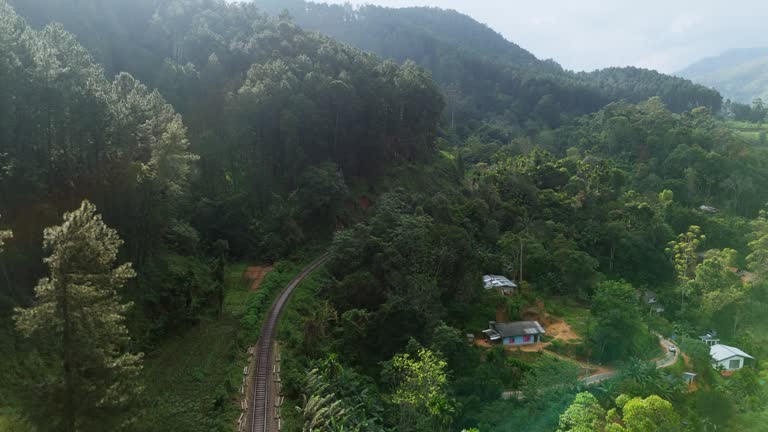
[253,0,722,132]
[0,0,441,429]
[0,0,197,300]
[2,0,767,431]
[276,96,768,431]
[9,0,443,258]
[679,47,768,104]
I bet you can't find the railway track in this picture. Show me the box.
[248,254,329,432]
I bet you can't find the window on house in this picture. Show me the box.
[729,359,741,369]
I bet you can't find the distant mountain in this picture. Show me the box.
[254,0,721,131]
[15,0,721,135]
[678,47,768,103]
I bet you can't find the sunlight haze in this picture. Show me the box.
[5,0,768,430]
[319,0,768,72]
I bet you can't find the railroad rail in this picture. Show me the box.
[248,254,329,432]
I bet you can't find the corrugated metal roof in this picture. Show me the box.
[710,344,754,362]
[483,274,518,290]
[490,321,545,338]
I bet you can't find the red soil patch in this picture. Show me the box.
[475,339,492,348]
[359,195,371,211]
[495,305,508,322]
[339,195,374,231]
[510,319,581,352]
[682,353,692,368]
[243,265,273,291]
[515,343,546,352]
[343,195,373,213]
[546,320,581,342]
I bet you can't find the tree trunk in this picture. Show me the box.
[0,257,12,298]
[681,284,685,314]
[218,283,224,318]
[61,274,76,432]
[519,238,523,283]
[333,111,340,159]
[609,243,615,272]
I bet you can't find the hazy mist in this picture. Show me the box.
[318,0,768,73]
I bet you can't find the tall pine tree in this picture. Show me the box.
[14,200,142,432]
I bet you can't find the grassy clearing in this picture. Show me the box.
[503,347,549,364]
[725,120,768,145]
[547,340,590,363]
[726,120,768,131]
[132,314,242,431]
[128,262,249,432]
[736,130,763,145]
[543,296,592,338]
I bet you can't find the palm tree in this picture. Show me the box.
[620,357,659,387]
[594,379,618,404]
[297,368,350,432]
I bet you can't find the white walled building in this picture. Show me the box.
[710,344,754,371]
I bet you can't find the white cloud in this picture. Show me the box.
[529,16,555,26]
[668,14,701,34]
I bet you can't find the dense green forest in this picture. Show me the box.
[1,0,768,431]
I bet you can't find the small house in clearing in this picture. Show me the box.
[482,321,545,346]
[710,344,754,371]
[483,274,518,295]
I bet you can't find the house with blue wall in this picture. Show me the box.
[482,321,546,345]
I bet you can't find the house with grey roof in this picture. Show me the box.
[483,274,518,295]
[482,321,545,346]
[710,344,754,371]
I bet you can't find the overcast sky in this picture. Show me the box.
[319,0,768,73]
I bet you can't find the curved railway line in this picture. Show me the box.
[247,254,329,432]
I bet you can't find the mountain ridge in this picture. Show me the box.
[678,47,768,103]
[253,0,721,129]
